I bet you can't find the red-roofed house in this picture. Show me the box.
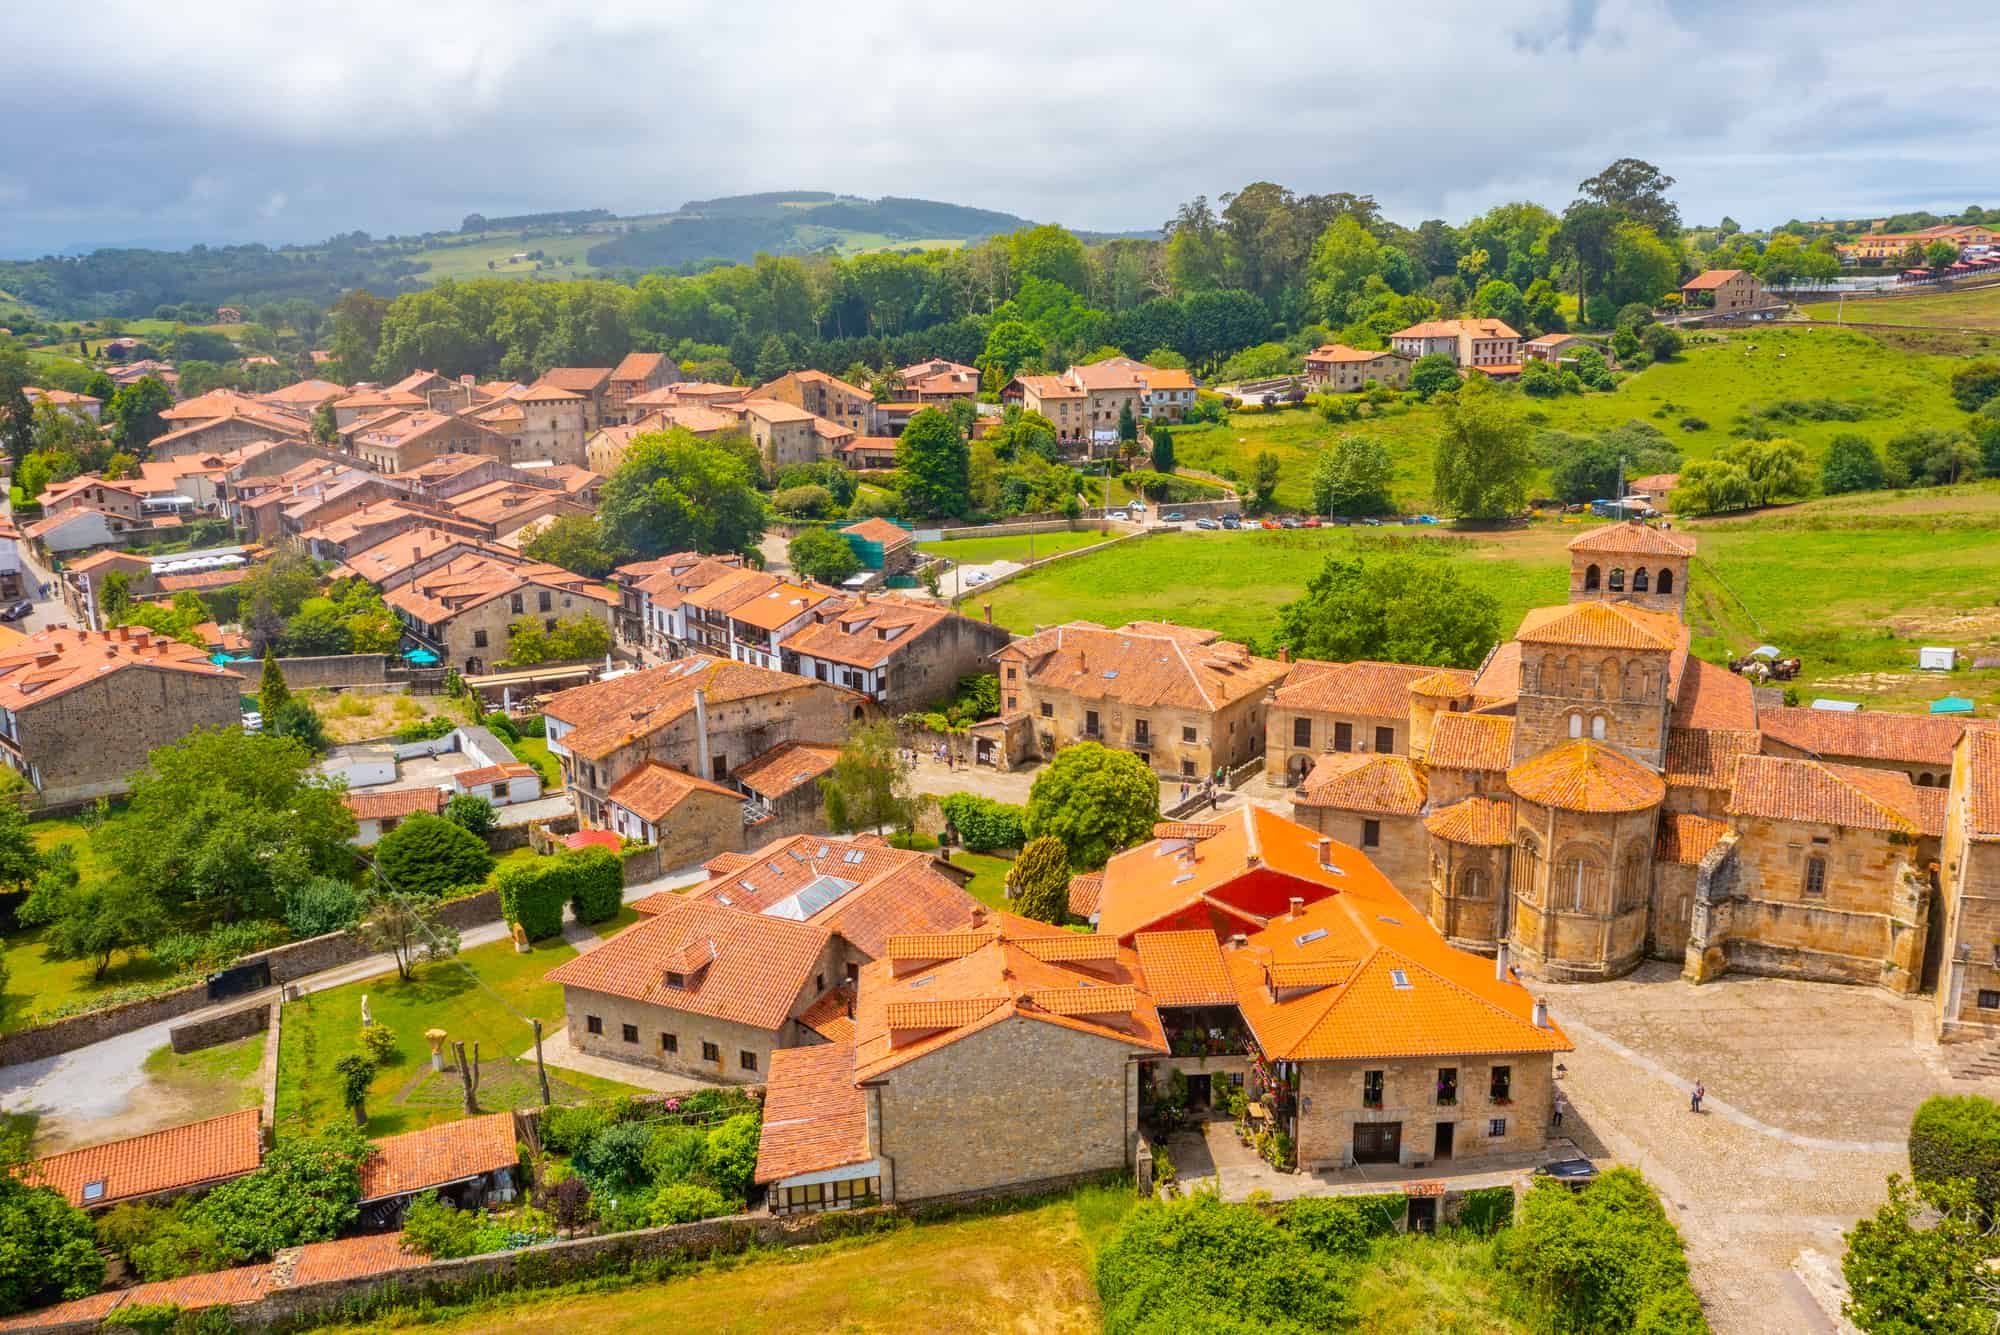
[20,1109,262,1209]
[1302,344,1412,392]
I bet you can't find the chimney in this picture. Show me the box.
[693,688,712,781]
[1316,837,1331,866]
[1288,895,1304,919]
[969,906,986,928]
[1278,645,1290,663]
[1226,933,1248,951]
[1495,941,1510,981]
[983,602,993,625]
[1531,997,1549,1029]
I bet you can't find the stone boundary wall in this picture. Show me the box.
[272,654,390,689]
[257,1000,283,1136]
[946,531,1143,608]
[168,1000,271,1054]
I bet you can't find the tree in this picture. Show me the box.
[522,513,615,578]
[819,720,920,834]
[1007,835,1073,924]
[237,547,322,649]
[1670,458,1754,515]
[281,875,366,938]
[106,376,175,452]
[335,1053,376,1126]
[1842,1175,1998,1335]
[1604,221,1680,309]
[1909,1095,2000,1216]
[0,1166,104,1316]
[311,401,339,443]
[1503,1168,1706,1335]
[1719,438,1813,507]
[1547,438,1622,504]
[373,812,494,899]
[1149,423,1175,474]
[1431,376,1533,520]
[99,728,357,928]
[1950,361,2000,414]
[1408,353,1460,400]
[269,698,330,753]
[349,884,460,982]
[1024,743,1160,869]
[1471,279,1528,331]
[978,319,1042,383]
[596,428,766,560]
[1274,553,1501,668]
[0,340,36,468]
[1823,433,1886,494]
[1247,451,1281,514]
[787,527,861,585]
[443,793,496,835]
[1929,239,1961,270]
[201,1126,371,1258]
[1639,322,1684,361]
[1886,428,1981,488]
[1117,401,1138,447]
[1309,437,1395,516]
[258,651,291,722]
[1576,158,1681,239]
[499,615,613,668]
[895,408,972,518]
[17,850,166,981]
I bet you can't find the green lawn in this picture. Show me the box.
[920,529,1111,567]
[407,232,603,283]
[947,851,1016,912]
[592,904,642,937]
[1799,281,2000,334]
[274,936,641,1138]
[141,1032,268,1122]
[509,735,559,788]
[1168,325,1968,512]
[3,818,175,1030]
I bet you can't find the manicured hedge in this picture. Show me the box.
[567,846,624,925]
[938,793,1024,852]
[499,846,625,939]
[1910,1094,2000,1212]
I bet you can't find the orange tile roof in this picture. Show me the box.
[1681,269,1746,290]
[20,1108,261,1208]
[1663,727,1761,790]
[1141,368,1197,391]
[839,517,914,547]
[783,596,958,671]
[1969,728,2000,842]
[1759,705,1967,768]
[538,367,613,393]
[546,897,829,1032]
[284,1232,420,1285]
[1408,670,1472,698]
[358,1110,518,1202]
[0,626,242,713]
[1423,797,1515,846]
[1515,601,1683,652]
[1153,821,1224,840]
[343,787,446,822]
[796,985,856,1042]
[1094,805,1403,944]
[1134,930,1236,1007]
[1273,659,1468,718]
[1225,898,1572,1062]
[109,1262,277,1313]
[1305,343,1398,364]
[1067,871,1104,919]
[0,1288,128,1329]
[1296,753,1426,815]
[1426,713,1515,771]
[754,1041,870,1184]
[604,762,742,823]
[543,655,855,762]
[610,352,670,384]
[729,582,835,632]
[1727,754,1941,836]
[1671,657,1757,730]
[1566,521,1697,559]
[1657,813,1732,865]
[731,741,840,800]
[1391,318,1519,341]
[999,620,1287,714]
[1508,740,1665,813]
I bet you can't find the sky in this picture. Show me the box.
[4,0,1998,256]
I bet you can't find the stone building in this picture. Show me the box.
[995,620,1287,780]
[1265,660,1473,785]
[0,627,245,805]
[382,554,614,675]
[1936,729,2000,1034]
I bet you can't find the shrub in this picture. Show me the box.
[566,846,623,925]
[97,1200,239,1282]
[151,920,286,975]
[496,857,567,942]
[697,1113,763,1202]
[199,1125,371,1259]
[443,794,496,835]
[1457,1185,1514,1235]
[358,1022,398,1064]
[1006,835,1071,923]
[374,813,495,897]
[938,793,1025,852]
[647,1182,733,1225]
[1909,1095,2000,1214]
[517,714,546,738]
[537,1103,612,1157]
[642,1126,709,1187]
[392,716,456,743]
[1280,1194,1406,1258]
[399,1193,487,1259]
[1677,416,1708,433]
[576,1120,658,1194]
[481,711,520,743]
[1096,1193,1351,1335]
[283,876,366,938]
[535,1175,594,1234]
[1499,1168,1707,1335]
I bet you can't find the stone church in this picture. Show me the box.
[1270,521,2000,1039]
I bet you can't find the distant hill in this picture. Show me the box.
[585,193,1050,271]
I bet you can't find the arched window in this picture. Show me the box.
[1590,715,1607,741]
[1565,655,1582,692]
[1657,568,1674,595]
[1600,658,1621,700]
[1632,567,1650,592]
[1583,563,1601,591]
[1569,712,1583,739]
[853,705,866,721]
[1608,567,1626,592]
[1555,845,1607,914]
[1516,836,1542,905]
[1457,866,1488,900]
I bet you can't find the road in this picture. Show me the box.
[3,495,80,635]
[0,862,709,1149]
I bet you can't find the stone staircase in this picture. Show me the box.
[1945,1041,2000,1082]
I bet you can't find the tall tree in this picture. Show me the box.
[0,340,35,469]
[1007,836,1073,924]
[1274,553,1501,668]
[1431,376,1532,520]
[1575,158,1682,240]
[258,651,292,723]
[106,376,174,453]
[819,720,921,834]
[1023,743,1160,869]
[895,407,972,518]
[596,428,766,558]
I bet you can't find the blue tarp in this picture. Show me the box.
[1931,696,1976,715]
[404,648,440,665]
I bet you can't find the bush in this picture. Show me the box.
[481,711,520,743]
[1677,416,1708,433]
[282,876,366,938]
[496,857,567,941]
[1096,1193,1351,1335]
[399,1193,487,1259]
[566,846,623,925]
[517,714,546,738]
[647,1182,733,1225]
[151,920,287,975]
[392,716,456,743]
[537,1103,613,1157]
[1280,1194,1406,1258]
[443,794,496,835]
[576,1120,657,1194]
[199,1126,371,1259]
[938,793,1025,852]
[358,1022,398,1064]
[1457,1185,1514,1235]
[97,1200,239,1282]
[1909,1095,2000,1214]
[374,813,495,897]
[1500,1168,1707,1335]
[642,1126,709,1186]
[698,1113,763,1202]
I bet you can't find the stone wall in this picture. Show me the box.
[20,659,244,807]
[1296,1052,1555,1173]
[168,999,270,1054]
[272,654,390,688]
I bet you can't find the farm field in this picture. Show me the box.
[1167,325,1966,512]
[407,230,604,283]
[920,528,1109,566]
[1798,281,2000,333]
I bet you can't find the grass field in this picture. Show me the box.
[1167,325,1966,512]
[311,689,462,746]
[0,817,172,1030]
[946,851,1016,911]
[1799,282,2000,334]
[407,231,604,283]
[921,529,1111,566]
[140,1031,267,1122]
[274,936,641,1138]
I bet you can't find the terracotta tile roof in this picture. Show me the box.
[999,620,1287,715]
[343,787,445,821]
[1018,934,1121,964]
[1471,641,1522,702]
[333,387,427,412]
[1426,713,1516,771]
[839,517,914,547]
[1657,813,1732,865]
[1305,343,1398,364]
[1969,729,2000,842]
[1296,752,1426,815]
[260,378,347,407]
[0,1287,127,1329]
[610,352,670,384]
[755,1041,870,1184]
[20,1108,261,1208]
[1759,705,1967,768]
[796,985,856,1042]
[537,367,612,393]
[330,526,516,585]
[1681,269,1745,290]
[358,1111,518,1202]
[851,921,1164,1082]
[1141,368,1197,391]
[729,582,835,633]
[1391,318,1519,341]
[1273,659,1469,718]
[1095,805,1404,944]
[1067,871,1104,919]
[544,656,854,763]
[1671,657,1757,730]
[883,929,1000,962]
[1423,797,1515,846]
[605,762,742,823]
[0,626,242,712]
[1408,670,1472,698]
[1134,930,1235,1007]
[1012,373,1084,400]
[678,567,780,615]
[1508,740,1665,813]
[782,596,957,671]
[1515,601,1683,651]
[1663,727,1761,790]
[284,1232,419,1285]
[731,741,840,800]
[110,1263,277,1313]
[1153,821,1223,840]
[1727,754,1942,836]
[1566,521,1697,558]
[547,896,830,1032]
[1226,895,1571,1062]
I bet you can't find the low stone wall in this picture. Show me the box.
[439,889,502,932]
[168,999,271,1054]
[618,844,664,886]
[946,531,1142,608]
[273,654,391,689]
[0,984,209,1068]
[257,1000,282,1136]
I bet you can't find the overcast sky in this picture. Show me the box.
[4,0,1997,256]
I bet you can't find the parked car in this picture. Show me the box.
[1259,518,1281,530]
[1534,1157,1598,1191]
[967,571,988,584]
[0,600,32,622]
[241,711,263,734]
[1220,515,1242,530]
[1195,518,1220,530]
[1107,509,1130,521]
[1279,516,1302,529]
[1164,512,1186,522]
[1303,516,1322,528]
[1362,517,1384,526]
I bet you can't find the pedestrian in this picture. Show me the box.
[1690,1080,1705,1114]
[1179,781,1189,805]
[1553,1093,1567,1127]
